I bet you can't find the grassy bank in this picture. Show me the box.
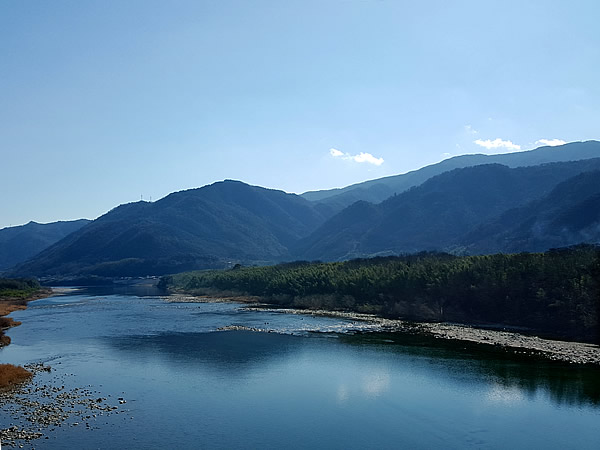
[0,278,52,388]
[160,245,600,344]
[0,364,32,388]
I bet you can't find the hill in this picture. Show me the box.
[9,143,600,278]
[0,220,91,271]
[10,181,327,278]
[297,158,600,261]
[461,170,600,254]
[302,140,600,211]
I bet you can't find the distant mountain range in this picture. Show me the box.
[9,181,327,277]
[4,140,600,278]
[301,140,600,212]
[296,159,600,260]
[0,220,90,271]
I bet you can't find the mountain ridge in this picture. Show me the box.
[301,140,600,211]
[296,158,600,261]
[0,219,91,271]
[5,141,600,278]
[10,180,327,277]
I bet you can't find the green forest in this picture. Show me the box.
[0,278,41,299]
[160,245,600,343]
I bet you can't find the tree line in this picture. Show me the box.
[160,245,600,343]
[0,278,41,298]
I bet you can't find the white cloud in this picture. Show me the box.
[535,139,566,147]
[329,148,384,166]
[474,138,521,151]
[353,152,384,165]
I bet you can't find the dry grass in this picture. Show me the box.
[0,364,32,388]
[0,289,50,388]
[0,288,52,348]
[0,317,21,328]
[0,302,27,317]
[0,301,26,348]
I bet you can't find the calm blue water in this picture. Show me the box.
[1,287,599,449]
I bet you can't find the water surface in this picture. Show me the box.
[1,288,599,449]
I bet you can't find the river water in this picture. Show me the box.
[1,287,599,449]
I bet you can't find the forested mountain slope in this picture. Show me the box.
[11,181,327,277]
[302,140,600,212]
[297,158,600,261]
[460,170,600,254]
[0,220,90,271]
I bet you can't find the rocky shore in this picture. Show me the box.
[163,293,262,304]
[0,363,129,448]
[167,293,600,366]
[241,306,600,366]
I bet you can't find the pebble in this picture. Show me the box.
[0,363,128,448]
[243,306,600,365]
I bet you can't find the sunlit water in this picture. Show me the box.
[1,287,599,449]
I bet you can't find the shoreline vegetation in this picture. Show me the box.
[160,245,600,365]
[0,278,53,388]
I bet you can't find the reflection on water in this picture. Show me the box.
[111,331,299,374]
[486,383,525,405]
[338,333,600,407]
[109,326,600,408]
[360,371,391,398]
[77,280,164,297]
[1,288,599,449]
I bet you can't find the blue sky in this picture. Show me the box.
[1,0,599,228]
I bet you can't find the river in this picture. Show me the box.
[1,286,599,449]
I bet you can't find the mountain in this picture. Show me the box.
[0,219,91,271]
[301,140,600,211]
[11,181,327,278]
[460,170,600,254]
[296,158,600,261]
[9,142,600,278]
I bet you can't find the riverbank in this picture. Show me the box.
[0,287,54,389]
[295,308,600,365]
[1,287,53,347]
[0,289,132,448]
[0,363,126,448]
[3,288,600,448]
[161,247,600,344]
[167,294,600,366]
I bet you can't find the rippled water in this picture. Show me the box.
[1,287,599,449]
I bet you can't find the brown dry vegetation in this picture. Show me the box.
[0,316,21,328]
[0,363,32,388]
[0,287,52,349]
[0,284,52,388]
[0,302,27,349]
[0,302,27,317]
